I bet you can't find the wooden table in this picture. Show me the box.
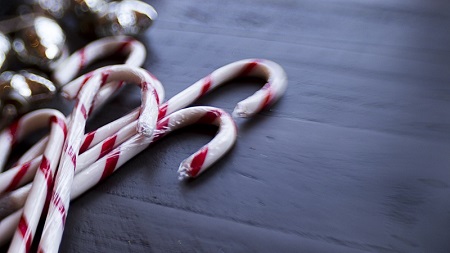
[3,0,450,252]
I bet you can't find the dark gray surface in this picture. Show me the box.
[3,0,450,252]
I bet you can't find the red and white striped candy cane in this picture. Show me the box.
[0,109,140,193]
[0,121,137,220]
[158,59,288,120]
[37,65,164,253]
[0,58,286,194]
[0,110,68,173]
[70,106,237,194]
[0,158,40,195]
[61,65,164,136]
[76,58,286,159]
[7,110,67,253]
[53,36,147,115]
[0,58,287,250]
[0,106,237,247]
[53,36,146,86]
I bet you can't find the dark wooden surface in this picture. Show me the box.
[3,0,450,252]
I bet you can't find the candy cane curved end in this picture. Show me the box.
[162,107,237,180]
[230,59,287,118]
[0,109,66,173]
[8,111,67,253]
[53,36,146,86]
[162,59,287,119]
[62,65,164,137]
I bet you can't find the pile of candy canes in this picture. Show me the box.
[0,36,287,252]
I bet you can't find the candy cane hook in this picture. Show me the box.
[53,36,146,86]
[0,106,237,248]
[37,66,164,253]
[53,36,148,115]
[0,110,66,173]
[158,59,288,120]
[7,110,66,253]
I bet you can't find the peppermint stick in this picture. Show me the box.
[38,65,164,253]
[7,111,67,253]
[0,106,237,247]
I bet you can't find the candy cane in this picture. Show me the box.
[0,58,285,197]
[71,106,237,198]
[71,59,286,151]
[0,58,286,199]
[157,59,287,120]
[53,36,146,113]
[38,65,164,253]
[39,106,234,252]
[7,111,67,253]
[0,109,140,195]
[53,36,146,86]
[0,58,288,250]
[0,110,68,173]
[0,106,237,247]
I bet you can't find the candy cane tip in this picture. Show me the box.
[177,162,192,181]
[232,103,253,118]
[137,122,154,137]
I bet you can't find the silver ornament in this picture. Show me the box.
[0,33,11,71]
[12,16,67,70]
[32,0,71,19]
[0,70,56,127]
[95,0,157,36]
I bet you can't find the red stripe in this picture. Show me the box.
[52,193,67,226]
[5,161,31,192]
[42,157,54,202]
[199,75,212,97]
[114,39,133,55]
[100,71,110,87]
[50,116,67,137]
[44,176,55,212]
[76,72,94,98]
[101,151,120,180]
[39,156,51,177]
[152,85,161,105]
[189,147,208,177]
[158,103,168,120]
[79,47,86,70]
[260,83,273,109]
[153,117,170,141]
[80,104,88,119]
[141,81,149,92]
[153,89,160,105]
[9,120,19,145]
[197,110,221,124]
[239,60,260,76]
[117,80,125,89]
[80,132,95,154]
[66,146,77,167]
[18,216,32,252]
[99,135,117,159]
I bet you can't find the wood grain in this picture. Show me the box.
[2,0,450,252]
